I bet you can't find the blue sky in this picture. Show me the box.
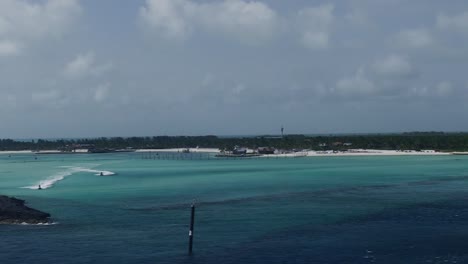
[1,0,468,138]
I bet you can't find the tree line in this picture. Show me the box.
[1,133,468,152]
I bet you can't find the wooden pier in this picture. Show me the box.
[140,151,308,161]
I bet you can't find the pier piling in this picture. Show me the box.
[188,203,196,255]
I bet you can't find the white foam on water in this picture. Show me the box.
[19,222,59,226]
[59,166,116,176]
[22,170,74,190]
[21,166,116,190]
[78,168,116,176]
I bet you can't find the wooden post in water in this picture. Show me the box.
[188,203,196,255]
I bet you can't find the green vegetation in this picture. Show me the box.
[2,132,468,152]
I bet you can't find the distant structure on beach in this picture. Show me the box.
[232,146,248,155]
[281,126,284,138]
[257,147,275,155]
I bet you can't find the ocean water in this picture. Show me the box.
[1,153,468,263]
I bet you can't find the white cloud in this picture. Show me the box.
[297,4,334,49]
[437,11,468,33]
[410,81,453,98]
[64,53,95,79]
[409,86,429,97]
[333,56,418,98]
[32,90,61,103]
[139,0,278,43]
[435,81,453,96]
[0,0,81,55]
[64,52,113,79]
[335,68,376,96]
[198,0,277,44]
[30,89,74,109]
[0,40,20,56]
[224,83,247,104]
[345,8,369,27]
[372,55,415,78]
[94,83,111,103]
[139,0,193,40]
[332,55,422,99]
[0,94,17,109]
[396,28,433,48]
[201,73,216,87]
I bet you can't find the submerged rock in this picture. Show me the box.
[0,195,51,224]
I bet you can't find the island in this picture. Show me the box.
[0,195,51,224]
[2,132,468,158]
[2,132,468,153]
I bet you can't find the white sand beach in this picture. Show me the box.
[0,150,34,155]
[0,148,454,157]
[136,148,453,157]
[260,149,451,158]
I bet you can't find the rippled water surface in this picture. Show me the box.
[1,153,468,263]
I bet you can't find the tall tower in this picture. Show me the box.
[281,125,284,137]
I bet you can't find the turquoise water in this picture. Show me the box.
[1,153,468,263]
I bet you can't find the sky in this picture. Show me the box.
[1,0,468,138]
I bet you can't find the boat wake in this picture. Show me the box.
[76,168,116,176]
[21,166,116,190]
[19,222,59,226]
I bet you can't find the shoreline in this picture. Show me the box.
[0,148,460,157]
[260,150,453,158]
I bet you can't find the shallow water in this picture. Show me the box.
[1,153,468,263]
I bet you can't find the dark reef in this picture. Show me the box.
[0,195,51,224]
